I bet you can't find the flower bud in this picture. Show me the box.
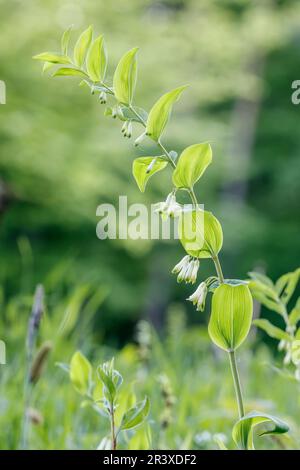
[187,282,207,311]
[284,349,292,365]
[99,91,107,104]
[154,192,182,219]
[126,121,133,138]
[172,255,199,284]
[190,259,200,284]
[111,106,118,119]
[121,121,127,134]
[278,339,286,351]
[172,255,190,275]
[134,132,146,147]
[146,158,157,174]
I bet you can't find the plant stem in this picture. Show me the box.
[189,187,198,209]
[122,90,247,427]
[101,86,202,213]
[212,253,246,420]
[128,104,177,170]
[157,141,176,169]
[110,404,117,450]
[21,374,31,449]
[228,350,245,418]
[212,255,225,284]
[129,104,147,127]
[92,75,248,427]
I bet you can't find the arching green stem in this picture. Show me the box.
[90,75,246,423]
[212,255,224,284]
[189,187,198,209]
[228,350,245,418]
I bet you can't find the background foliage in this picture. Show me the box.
[0,0,300,449]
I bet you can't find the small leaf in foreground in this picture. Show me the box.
[208,283,253,351]
[33,53,71,64]
[120,397,150,431]
[52,68,89,78]
[232,410,289,450]
[86,35,107,83]
[146,86,187,142]
[132,157,167,192]
[69,351,92,396]
[61,25,73,56]
[173,143,212,189]
[178,209,223,259]
[253,318,291,342]
[73,25,93,67]
[113,47,139,105]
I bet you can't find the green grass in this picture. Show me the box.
[0,276,299,450]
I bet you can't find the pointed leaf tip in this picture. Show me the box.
[146,85,187,141]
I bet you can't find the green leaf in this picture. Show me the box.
[42,62,56,74]
[173,143,212,189]
[178,209,223,258]
[146,86,187,142]
[73,25,93,67]
[69,351,92,396]
[120,397,150,431]
[97,366,116,403]
[275,269,300,305]
[251,291,283,315]
[58,284,92,336]
[291,340,300,365]
[97,359,122,403]
[86,35,107,83]
[248,271,274,288]
[232,411,289,450]
[128,424,152,450]
[248,280,284,315]
[97,436,112,450]
[209,279,248,293]
[61,25,73,56]
[33,52,71,64]
[290,298,300,326]
[132,157,167,192]
[113,47,139,105]
[213,436,228,450]
[52,68,89,78]
[208,283,253,351]
[253,319,291,341]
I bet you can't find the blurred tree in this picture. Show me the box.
[0,0,299,336]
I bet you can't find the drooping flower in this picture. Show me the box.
[172,255,190,275]
[187,282,208,311]
[134,132,146,147]
[99,91,107,104]
[172,256,199,284]
[121,120,133,138]
[154,192,182,219]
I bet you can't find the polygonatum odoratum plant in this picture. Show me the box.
[34,25,290,449]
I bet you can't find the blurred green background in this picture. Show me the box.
[0,0,300,450]
[1,0,300,339]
